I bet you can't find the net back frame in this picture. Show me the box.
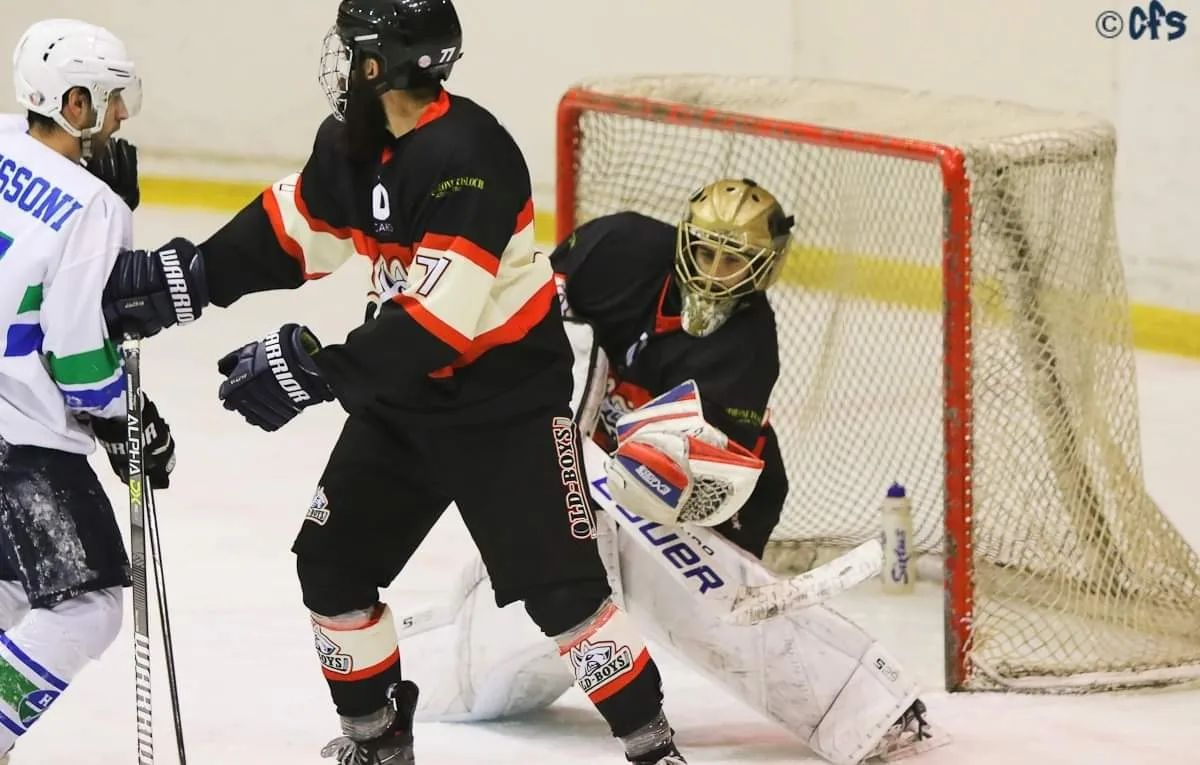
[555,77,1200,693]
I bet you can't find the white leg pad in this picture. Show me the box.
[617,528,918,765]
[403,557,574,722]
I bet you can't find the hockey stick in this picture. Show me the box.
[393,602,455,639]
[146,485,187,762]
[121,337,154,764]
[723,538,883,626]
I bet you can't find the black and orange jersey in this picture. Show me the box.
[550,211,780,451]
[199,91,570,424]
[550,211,788,556]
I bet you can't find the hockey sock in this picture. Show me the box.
[311,603,403,722]
[554,600,667,744]
[0,588,121,751]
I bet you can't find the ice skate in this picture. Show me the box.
[628,742,686,765]
[320,681,419,765]
[621,709,687,764]
[866,698,949,761]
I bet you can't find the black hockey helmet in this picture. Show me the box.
[320,0,463,117]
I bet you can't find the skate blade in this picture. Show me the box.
[873,724,951,762]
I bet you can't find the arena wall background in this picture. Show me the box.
[3,0,1196,353]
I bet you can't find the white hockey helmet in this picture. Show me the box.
[12,19,142,141]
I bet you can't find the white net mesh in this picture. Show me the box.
[559,75,1200,691]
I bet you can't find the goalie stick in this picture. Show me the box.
[393,440,882,636]
[725,538,882,625]
[586,443,882,627]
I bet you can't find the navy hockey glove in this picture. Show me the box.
[217,324,333,432]
[86,137,139,211]
[104,238,210,340]
[89,394,177,489]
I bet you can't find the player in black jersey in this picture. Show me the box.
[99,1,685,763]
[553,178,793,559]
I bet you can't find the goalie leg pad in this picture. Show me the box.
[615,522,919,765]
[311,603,403,717]
[404,516,628,724]
[404,557,574,723]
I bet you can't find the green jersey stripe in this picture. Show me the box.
[16,285,42,315]
[47,340,121,385]
[0,658,43,713]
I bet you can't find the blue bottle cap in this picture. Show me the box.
[887,483,906,498]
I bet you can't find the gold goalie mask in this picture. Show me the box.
[675,179,795,337]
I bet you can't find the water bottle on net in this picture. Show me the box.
[880,482,915,594]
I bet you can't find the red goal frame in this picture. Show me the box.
[555,86,978,691]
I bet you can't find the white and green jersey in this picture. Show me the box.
[0,125,133,454]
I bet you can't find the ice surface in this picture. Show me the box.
[13,208,1199,764]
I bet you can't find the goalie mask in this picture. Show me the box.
[675,179,794,337]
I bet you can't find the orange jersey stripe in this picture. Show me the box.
[289,175,414,267]
[428,277,556,376]
[414,90,451,130]
[393,294,473,354]
[515,198,535,233]
[420,232,501,276]
[587,648,651,704]
[261,187,312,275]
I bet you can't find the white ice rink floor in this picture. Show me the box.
[16,207,1200,764]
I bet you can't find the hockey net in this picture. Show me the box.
[556,75,1200,692]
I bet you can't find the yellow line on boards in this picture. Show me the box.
[140,176,1200,360]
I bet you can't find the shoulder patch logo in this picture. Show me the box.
[306,486,331,525]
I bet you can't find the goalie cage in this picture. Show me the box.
[555,74,1200,693]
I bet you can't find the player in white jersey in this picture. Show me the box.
[0,19,175,761]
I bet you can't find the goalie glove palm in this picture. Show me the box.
[606,428,763,528]
[217,323,333,432]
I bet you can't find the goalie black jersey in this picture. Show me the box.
[551,211,780,451]
[550,211,788,555]
[195,91,570,426]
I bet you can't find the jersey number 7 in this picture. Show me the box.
[414,253,450,297]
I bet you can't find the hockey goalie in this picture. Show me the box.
[397,378,947,764]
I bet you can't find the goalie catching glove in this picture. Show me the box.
[604,380,764,527]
